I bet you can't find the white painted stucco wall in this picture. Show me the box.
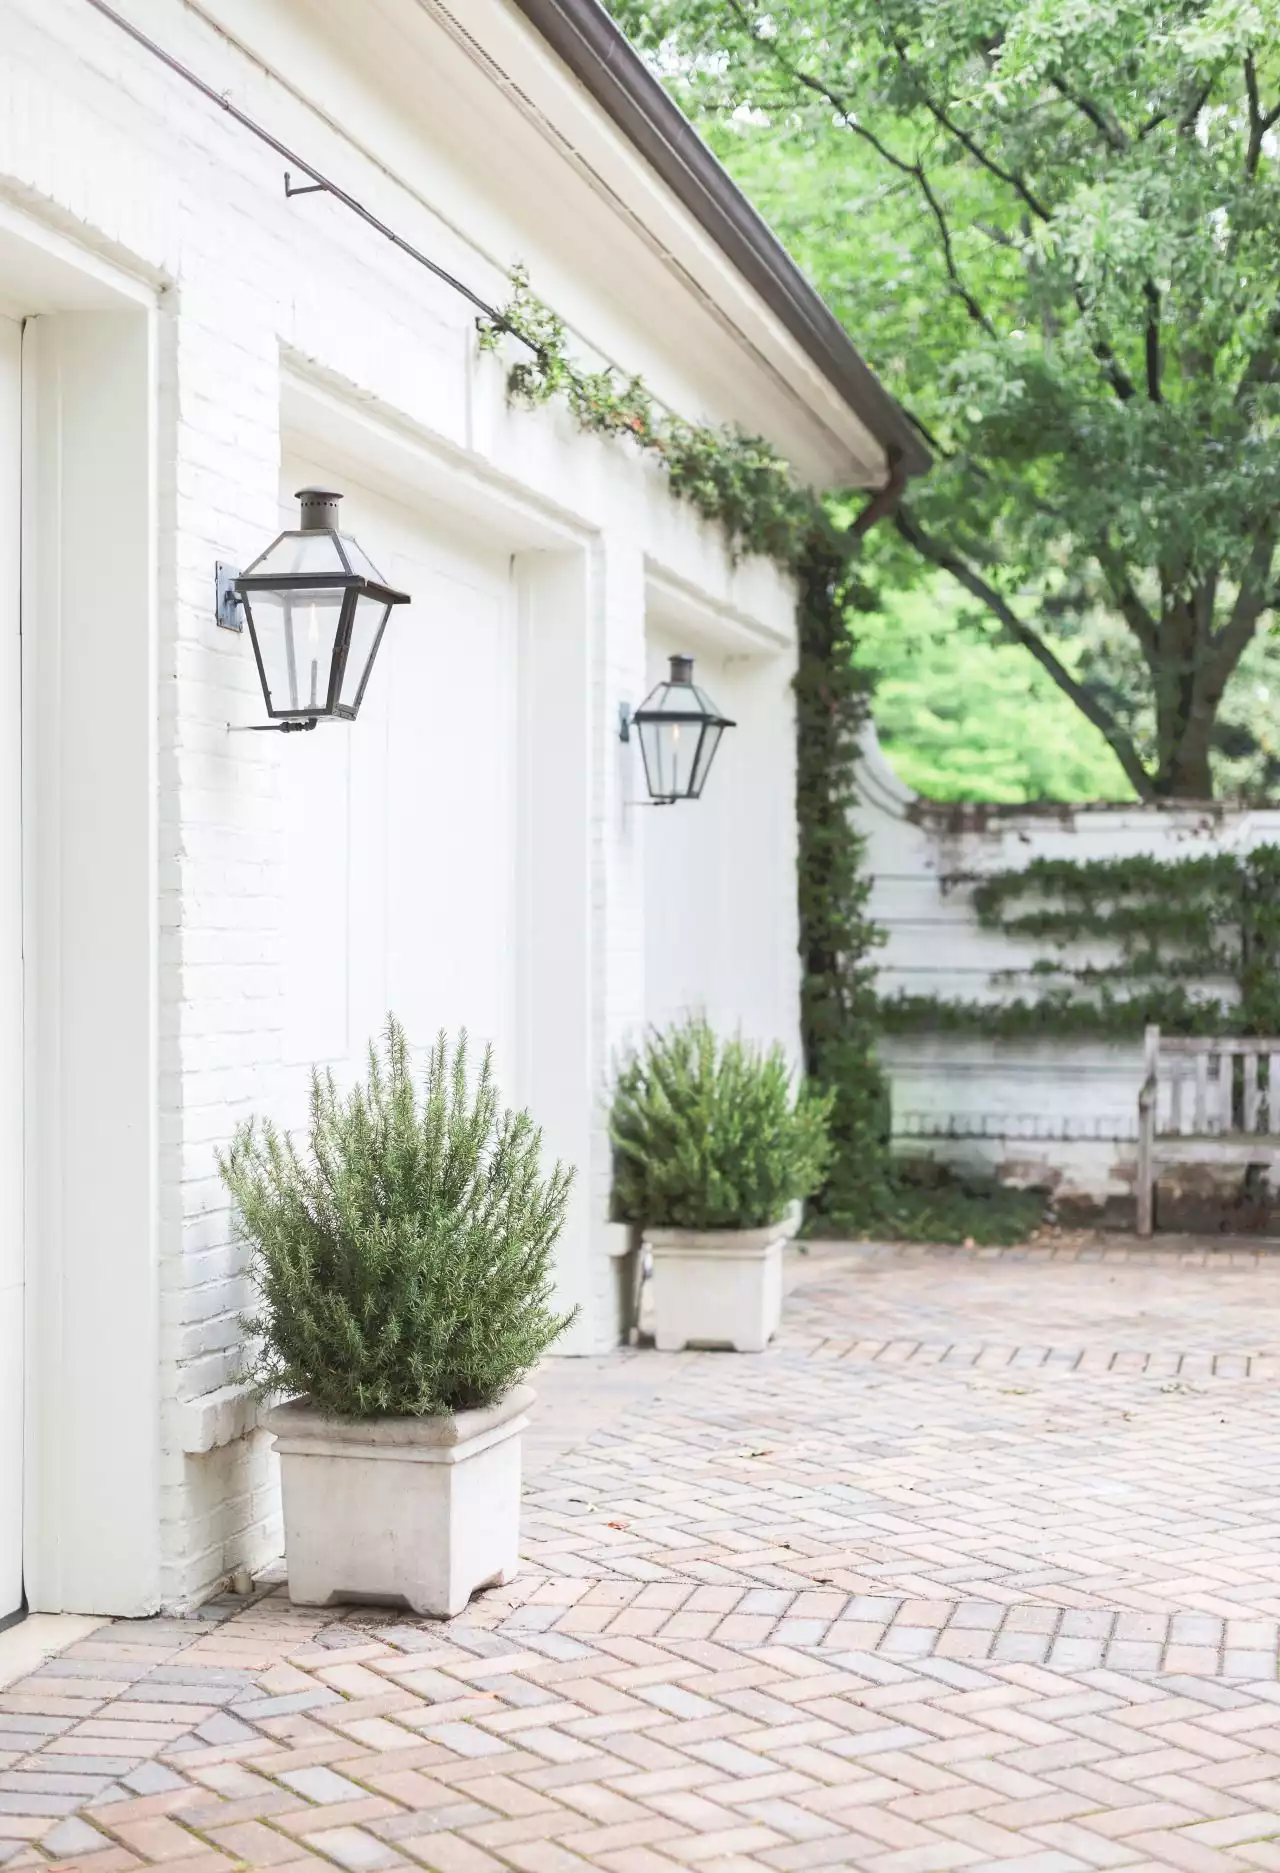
[3,0,822,1615]
[855,727,1280,1200]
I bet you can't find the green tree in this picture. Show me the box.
[611,0,1280,799]
[853,582,1132,801]
[853,576,1280,800]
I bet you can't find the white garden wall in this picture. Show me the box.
[855,728,1280,1200]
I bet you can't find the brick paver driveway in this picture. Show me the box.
[8,1240,1280,1873]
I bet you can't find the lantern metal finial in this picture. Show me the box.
[624,653,735,803]
[297,488,343,531]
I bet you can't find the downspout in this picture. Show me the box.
[848,448,908,543]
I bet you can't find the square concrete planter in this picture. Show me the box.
[263,1384,533,1618]
[645,1225,785,1352]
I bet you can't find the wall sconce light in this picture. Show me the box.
[217,488,410,731]
[619,655,735,803]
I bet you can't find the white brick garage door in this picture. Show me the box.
[277,462,518,1102]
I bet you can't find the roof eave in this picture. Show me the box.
[507,0,930,482]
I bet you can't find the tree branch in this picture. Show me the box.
[1144,280,1162,402]
[1049,74,1128,151]
[1078,307,1137,402]
[1135,73,1213,143]
[973,220,1019,250]
[1244,52,1280,177]
[901,405,948,456]
[1047,79,1159,404]
[1235,302,1280,407]
[895,507,1156,798]
[1179,76,1217,137]
[1205,530,1276,692]
[890,37,1053,222]
[1094,549,1162,669]
[1245,50,1262,165]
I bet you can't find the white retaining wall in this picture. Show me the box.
[854,728,1280,1199]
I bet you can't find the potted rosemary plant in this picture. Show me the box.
[222,1018,575,1618]
[610,1016,831,1352]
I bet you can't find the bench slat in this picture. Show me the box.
[1140,1028,1280,1234]
[1158,1037,1280,1055]
[1151,1134,1280,1165]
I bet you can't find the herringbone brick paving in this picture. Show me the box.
[9,1239,1280,1871]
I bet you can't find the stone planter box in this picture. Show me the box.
[263,1385,532,1618]
[645,1225,785,1352]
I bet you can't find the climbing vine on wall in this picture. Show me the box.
[478,269,891,1214]
[794,547,893,1218]
[879,847,1280,1040]
[478,268,819,563]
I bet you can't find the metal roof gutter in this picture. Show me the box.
[507,0,930,481]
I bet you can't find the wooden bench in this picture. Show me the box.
[1137,1026,1280,1235]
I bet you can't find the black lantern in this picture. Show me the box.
[627,654,735,803]
[222,489,409,728]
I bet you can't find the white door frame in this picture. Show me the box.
[20,307,160,1616]
[0,316,24,1627]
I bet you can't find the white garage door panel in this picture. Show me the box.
[279,466,517,1105]
[281,731,353,1068]
[643,631,799,1066]
[384,563,517,1083]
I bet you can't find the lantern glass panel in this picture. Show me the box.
[638,714,700,800]
[336,535,389,583]
[248,588,344,715]
[339,592,394,711]
[243,531,347,578]
[688,721,724,797]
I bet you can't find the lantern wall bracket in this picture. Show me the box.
[215,563,243,633]
[227,719,319,735]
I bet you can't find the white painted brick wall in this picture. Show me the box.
[589,535,648,1345]
[9,0,804,1609]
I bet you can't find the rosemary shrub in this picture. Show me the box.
[222,1019,576,1418]
[610,1016,833,1231]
